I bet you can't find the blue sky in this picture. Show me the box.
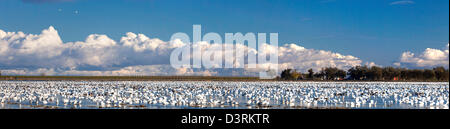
[0,0,448,76]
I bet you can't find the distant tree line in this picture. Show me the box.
[279,66,449,82]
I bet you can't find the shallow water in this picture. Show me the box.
[0,81,448,109]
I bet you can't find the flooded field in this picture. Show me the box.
[0,81,448,109]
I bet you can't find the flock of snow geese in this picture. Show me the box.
[0,81,448,109]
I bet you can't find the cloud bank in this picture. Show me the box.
[1,26,373,76]
[396,44,449,68]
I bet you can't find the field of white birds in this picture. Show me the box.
[0,81,448,109]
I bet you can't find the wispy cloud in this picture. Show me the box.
[320,0,336,4]
[22,0,75,3]
[300,18,312,22]
[389,0,415,5]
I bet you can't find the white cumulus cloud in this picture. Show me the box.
[277,44,364,72]
[397,44,449,68]
[1,26,373,76]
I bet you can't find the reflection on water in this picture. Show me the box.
[0,81,448,109]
